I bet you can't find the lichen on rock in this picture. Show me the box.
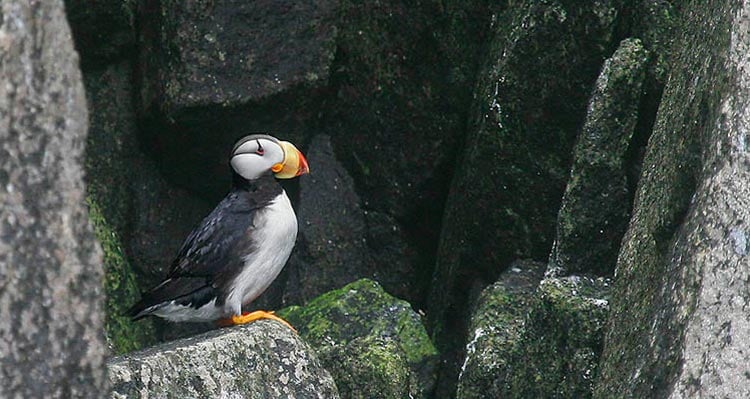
[109,321,339,398]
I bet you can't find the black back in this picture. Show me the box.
[127,172,283,319]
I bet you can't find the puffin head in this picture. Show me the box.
[230,134,309,181]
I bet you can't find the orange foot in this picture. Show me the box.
[217,310,296,332]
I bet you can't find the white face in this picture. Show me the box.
[230,135,286,181]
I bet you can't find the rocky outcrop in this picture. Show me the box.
[0,0,107,396]
[456,260,546,399]
[457,262,610,399]
[280,279,438,399]
[549,39,648,276]
[428,0,623,394]
[596,1,750,397]
[109,321,339,398]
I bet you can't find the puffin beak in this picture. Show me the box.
[273,141,310,179]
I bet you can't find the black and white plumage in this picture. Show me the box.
[128,134,309,323]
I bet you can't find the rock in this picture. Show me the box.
[429,1,623,394]
[65,0,136,70]
[84,62,158,354]
[109,321,339,398]
[622,1,681,195]
[326,0,485,220]
[285,135,372,304]
[323,336,415,399]
[509,276,610,399]
[457,260,546,399]
[0,0,107,396]
[137,0,337,118]
[457,264,610,399]
[363,210,422,304]
[595,2,750,397]
[280,279,438,399]
[549,39,648,276]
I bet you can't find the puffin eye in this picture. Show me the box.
[255,140,264,155]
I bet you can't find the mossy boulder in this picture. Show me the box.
[280,279,438,398]
[457,260,546,399]
[459,271,610,399]
[509,276,610,398]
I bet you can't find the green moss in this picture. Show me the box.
[87,199,156,354]
[457,261,545,399]
[83,63,157,354]
[321,336,411,399]
[507,277,610,399]
[280,279,438,398]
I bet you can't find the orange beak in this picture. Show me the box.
[273,141,310,179]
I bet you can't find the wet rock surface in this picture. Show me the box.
[109,321,339,398]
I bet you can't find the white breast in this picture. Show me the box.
[223,190,297,316]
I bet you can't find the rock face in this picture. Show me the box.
[109,321,339,398]
[549,39,648,276]
[280,279,439,399]
[284,135,372,304]
[429,0,622,394]
[0,0,107,397]
[138,0,337,118]
[84,62,158,353]
[596,1,750,397]
[457,262,610,399]
[456,260,546,399]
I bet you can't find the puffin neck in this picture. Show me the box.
[231,170,278,192]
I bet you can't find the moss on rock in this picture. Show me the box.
[458,266,610,399]
[457,260,546,399]
[279,279,438,398]
[83,63,157,353]
[87,200,156,354]
[508,276,610,399]
[550,38,649,276]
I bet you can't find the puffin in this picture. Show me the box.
[127,134,309,329]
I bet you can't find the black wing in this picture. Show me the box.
[127,191,261,318]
